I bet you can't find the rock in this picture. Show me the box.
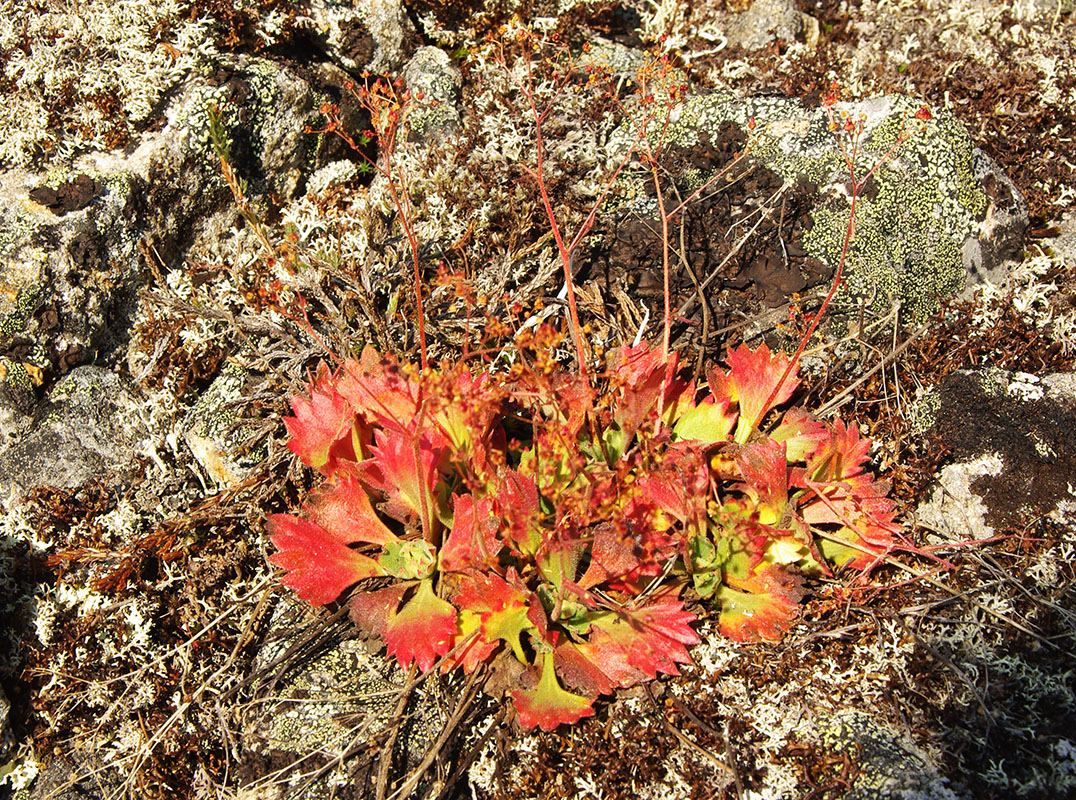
[1,54,343,445]
[916,368,1076,540]
[721,0,807,52]
[183,364,263,488]
[238,599,448,797]
[0,167,144,440]
[402,47,464,143]
[659,92,1028,320]
[9,749,119,800]
[145,56,336,263]
[296,0,418,75]
[820,712,965,800]
[0,366,151,500]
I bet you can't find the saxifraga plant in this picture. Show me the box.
[261,34,932,730]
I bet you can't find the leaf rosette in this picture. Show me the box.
[268,339,899,728]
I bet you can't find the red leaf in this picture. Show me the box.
[349,584,408,638]
[441,610,499,673]
[718,343,800,443]
[268,515,385,606]
[306,475,399,546]
[361,427,440,527]
[337,346,420,432]
[771,407,829,463]
[806,418,873,482]
[634,443,711,532]
[383,579,457,672]
[494,470,542,553]
[284,371,358,474]
[453,572,534,663]
[440,495,499,572]
[588,589,699,679]
[512,652,595,731]
[608,342,691,437]
[554,631,647,696]
[735,438,789,526]
[801,476,899,570]
[577,522,641,590]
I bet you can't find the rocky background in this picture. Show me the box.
[1,0,1075,798]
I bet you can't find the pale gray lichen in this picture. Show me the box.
[0,0,221,167]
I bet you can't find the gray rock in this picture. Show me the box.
[296,0,417,75]
[658,92,1028,320]
[0,167,144,439]
[239,599,449,798]
[1048,209,1076,271]
[2,55,343,447]
[10,748,121,800]
[722,0,807,52]
[0,366,150,500]
[146,56,336,264]
[915,368,1076,540]
[402,46,464,144]
[183,363,263,488]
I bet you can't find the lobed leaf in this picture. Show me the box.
[453,572,535,663]
[588,589,699,679]
[267,515,385,606]
[305,475,399,546]
[718,343,800,443]
[512,652,595,731]
[283,371,358,474]
[383,579,457,673]
[717,562,804,642]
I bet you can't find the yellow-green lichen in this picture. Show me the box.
[0,288,40,339]
[666,92,992,321]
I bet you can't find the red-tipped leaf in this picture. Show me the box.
[268,515,385,605]
[512,652,595,731]
[383,579,457,673]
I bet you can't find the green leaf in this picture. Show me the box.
[378,540,438,580]
[674,396,737,443]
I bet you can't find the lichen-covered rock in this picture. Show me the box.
[663,92,1027,320]
[916,368,1076,539]
[0,366,151,500]
[402,46,464,143]
[296,0,418,75]
[183,364,263,488]
[0,167,144,439]
[820,712,965,800]
[240,600,448,797]
[0,0,218,169]
[719,0,809,52]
